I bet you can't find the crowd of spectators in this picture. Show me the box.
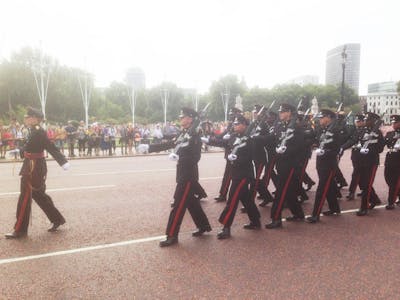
[0,119,228,159]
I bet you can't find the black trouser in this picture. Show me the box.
[252,161,269,201]
[384,163,400,205]
[166,181,211,238]
[335,165,347,186]
[14,176,64,234]
[218,160,232,199]
[67,139,75,156]
[219,178,260,227]
[78,139,86,154]
[311,167,340,217]
[359,162,380,210]
[261,156,277,199]
[349,160,361,194]
[270,164,304,221]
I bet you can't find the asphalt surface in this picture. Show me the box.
[0,151,399,299]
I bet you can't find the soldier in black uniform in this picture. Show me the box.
[259,111,279,207]
[384,115,400,210]
[212,107,242,202]
[5,107,69,239]
[141,107,211,247]
[250,105,272,204]
[346,114,365,200]
[217,115,261,239]
[306,109,342,223]
[342,112,384,216]
[266,103,305,229]
[334,111,349,191]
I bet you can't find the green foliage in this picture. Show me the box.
[0,47,363,124]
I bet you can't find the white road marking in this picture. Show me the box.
[0,205,389,266]
[0,235,165,265]
[0,185,116,197]
[73,168,175,176]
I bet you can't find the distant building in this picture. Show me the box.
[366,86,399,124]
[286,75,319,86]
[325,43,360,94]
[125,67,146,90]
[368,81,397,93]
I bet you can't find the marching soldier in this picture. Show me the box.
[140,107,211,247]
[306,109,342,223]
[266,103,305,229]
[346,114,365,200]
[212,107,242,202]
[216,114,261,239]
[5,107,70,239]
[384,115,400,210]
[342,112,384,216]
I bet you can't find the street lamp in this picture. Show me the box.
[341,45,347,104]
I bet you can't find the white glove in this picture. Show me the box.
[275,146,287,154]
[201,137,209,144]
[137,144,149,154]
[62,162,70,171]
[394,143,400,150]
[223,134,231,140]
[227,153,237,161]
[168,153,179,161]
[315,148,325,156]
[360,148,369,155]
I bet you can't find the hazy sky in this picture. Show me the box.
[0,0,399,94]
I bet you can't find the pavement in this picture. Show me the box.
[0,151,399,299]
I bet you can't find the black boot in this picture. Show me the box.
[192,226,212,237]
[346,192,355,201]
[265,220,282,229]
[5,231,27,239]
[48,217,66,232]
[217,227,231,239]
[305,216,320,223]
[159,236,178,247]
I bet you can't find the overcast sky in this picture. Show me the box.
[0,0,399,94]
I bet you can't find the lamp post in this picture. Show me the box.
[340,45,347,104]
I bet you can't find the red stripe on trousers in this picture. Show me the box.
[366,165,378,208]
[316,170,335,216]
[15,179,32,232]
[168,182,191,237]
[274,168,294,220]
[223,179,247,225]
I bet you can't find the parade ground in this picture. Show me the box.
[0,151,399,299]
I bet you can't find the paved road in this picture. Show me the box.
[0,152,399,299]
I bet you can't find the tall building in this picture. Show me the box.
[366,81,399,124]
[125,67,146,90]
[368,81,397,93]
[325,43,360,94]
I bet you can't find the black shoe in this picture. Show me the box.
[356,192,362,197]
[217,227,231,239]
[305,216,319,223]
[346,192,355,200]
[259,199,272,207]
[214,196,226,202]
[159,236,178,247]
[192,226,212,237]
[322,210,341,216]
[356,209,368,216]
[5,231,27,239]
[285,215,305,222]
[240,207,247,213]
[243,222,261,230]
[386,204,395,210]
[368,203,376,210]
[48,217,66,232]
[265,220,282,229]
[170,202,175,208]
